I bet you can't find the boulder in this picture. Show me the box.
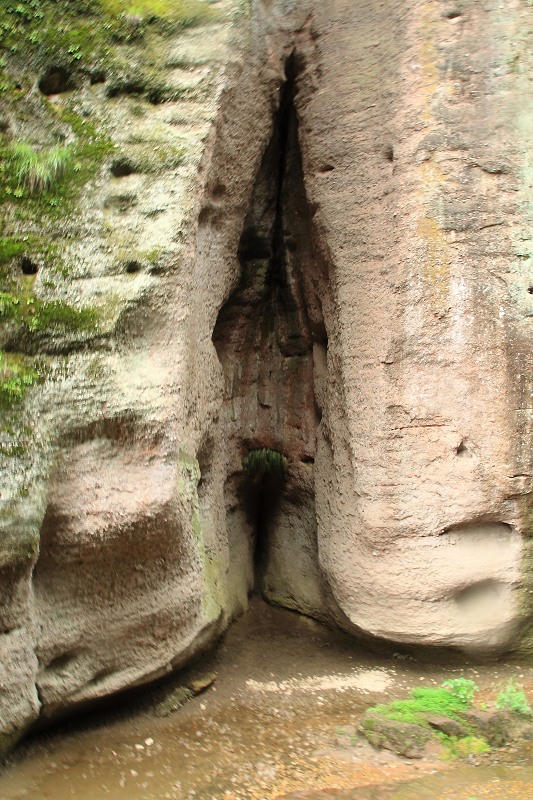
[359,712,433,759]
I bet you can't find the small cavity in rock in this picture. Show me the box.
[38,67,73,95]
[20,257,38,276]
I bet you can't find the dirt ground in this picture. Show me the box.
[1,599,533,800]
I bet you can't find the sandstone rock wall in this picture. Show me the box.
[1,0,532,753]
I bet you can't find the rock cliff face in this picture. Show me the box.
[1,0,533,751]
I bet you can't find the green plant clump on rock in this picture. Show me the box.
[0,115,114,216]
[441,678,479,706]
[496,678,532,716]
[439,734,491,761]
[243,448,288,479]
[360,678,533,762]
[370,685,471,727]
[7,143,72,194]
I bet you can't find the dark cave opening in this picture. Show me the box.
[212,53,328,606]
[241,452,287,587]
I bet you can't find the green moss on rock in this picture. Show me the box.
[0,352,40,410]
[0,0,215,75]
[0,290,97,334]
[0,238,24,264]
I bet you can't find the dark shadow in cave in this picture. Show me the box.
[241,460,286,588]
[212,52,328,598]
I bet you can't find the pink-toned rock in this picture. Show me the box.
[1,0,533,754]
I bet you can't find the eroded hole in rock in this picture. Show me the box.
[528,286,533,294]
[111,158,136,178]
[454,579,503,609]
[198,204,222,227]
[106,81,146,99]
[45,652,79,672]
[211,181,227,199]
[38,67,73,95]
[125,260,141,274]
[20,256,38,275]
[213,53,330,607]
[90,70,106,85]
[88,667,116,686]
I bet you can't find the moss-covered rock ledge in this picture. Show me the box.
[360,679,533,760]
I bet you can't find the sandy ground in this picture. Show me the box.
[1,599,533,800]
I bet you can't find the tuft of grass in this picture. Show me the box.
[243,448,288,479]
[0,291,20,320]
[8,143,73,194]
[0,112,114,217]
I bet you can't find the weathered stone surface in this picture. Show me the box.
[1,0,533,754]
[462,709,512,747]
[359,712,433,759]
[424,714,468,738]
[295,0,532,654]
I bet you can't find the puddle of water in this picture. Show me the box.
[1,599,533,800]
[280,757,533,800]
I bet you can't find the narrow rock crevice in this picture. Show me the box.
[213,52,329,614]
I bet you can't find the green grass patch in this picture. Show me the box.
[442,678,478,706]
[0,0,215,69]
[0,1,105,66]
[24,299,97,333]
[369,686,470,727]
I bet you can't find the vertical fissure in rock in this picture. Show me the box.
[213,51,329,611]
